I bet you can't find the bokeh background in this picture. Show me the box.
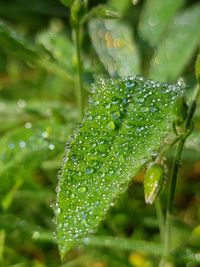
[0,0,200,266]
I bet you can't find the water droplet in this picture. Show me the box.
[93,100,100,106]
[55,207,61,215]
[32,231,40,240]
[125,123,132,129]
[85,168,94,174]
[8,143,15,149]
[125,80,134,88]
[49,144,55,150]
[137,98,144,103]
[42,131,49,139]
[105,103,111,109]
[132,0,139,5]
[112,111,121,120]
[95,115,101,120]
[25,122,32,129]
[78,186,87,193]
[140,106,149,112]
[107,121,115,130]
[150,106,156,113]
[17,99,26,108]
[19,141,26,148]
[55,186,61,193]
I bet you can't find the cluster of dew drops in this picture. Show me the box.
[55,75,183,254]
[0,99,58,164]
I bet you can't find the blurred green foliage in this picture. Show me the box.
[0,0,200,266]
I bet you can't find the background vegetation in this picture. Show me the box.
[0,0,200,266]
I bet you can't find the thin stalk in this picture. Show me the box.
[82,236,163,255]
[159,84,200,267]
[73,26,84,119]
[155,198,165,243]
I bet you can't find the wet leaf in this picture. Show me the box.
[56,76,183,258]
[0,121,74,207]
[149,4,200,82]
[0,100,78,133]
[139,0,184,46]
[89,19,140,77]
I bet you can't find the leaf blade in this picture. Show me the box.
[149,4,200,82]
[138,0,185,46]
[56,76,183,258]
[88,19,140,77]
[0,121,75,204]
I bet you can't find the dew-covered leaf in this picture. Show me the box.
[56,76,183,257]
[138,0,184,46]
[0,100,78,133]
[149,4,200,82]
[0,121,75,206]
[88,19,140,77]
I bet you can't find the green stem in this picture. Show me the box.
[155,198,165,243]
[167,138,185,214]
[74,26,84,119]
[82,236,163,255]
[159,84,200,266]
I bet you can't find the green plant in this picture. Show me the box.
[0,0,200,267]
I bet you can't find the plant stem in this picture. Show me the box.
[159,84,200,267]
[82,236,163,255]
[155,198,165,243]
[74,26,84,119]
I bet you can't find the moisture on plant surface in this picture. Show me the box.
[0,1,200,267]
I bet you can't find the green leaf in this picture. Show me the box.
[88,19,140,77]
[56,76,183,258]
[149,4,200,82]
[0,100,78,134]
[0,121,74,207]
[139,0,185,46]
